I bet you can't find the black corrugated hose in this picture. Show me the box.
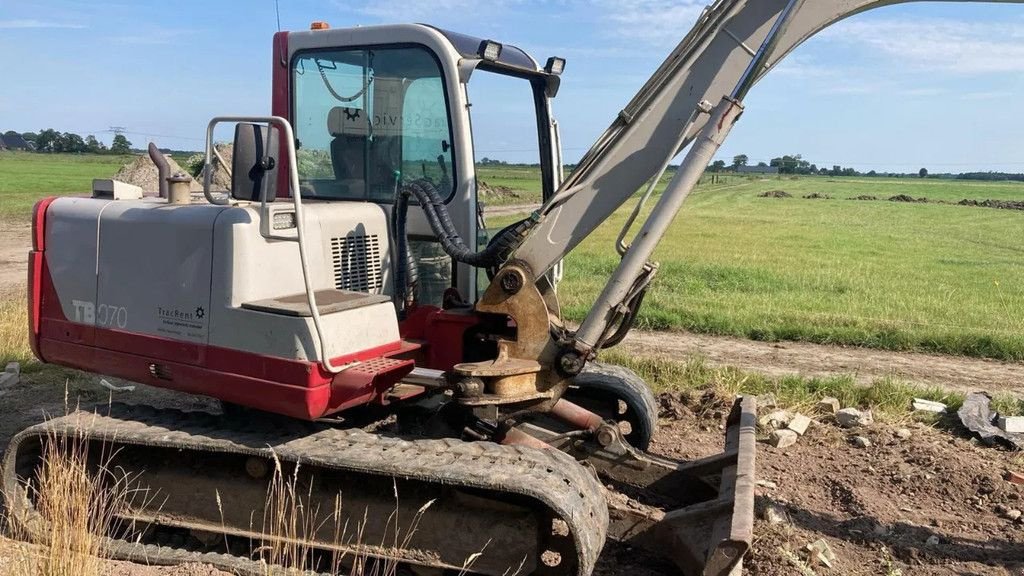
[392,179,535,308]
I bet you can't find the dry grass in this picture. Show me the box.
[249,454,493,576]
[4,413,146,576]
[0,292,31,366]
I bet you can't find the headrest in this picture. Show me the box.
[328,106,370,137]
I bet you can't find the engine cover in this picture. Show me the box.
[30,195,410,419]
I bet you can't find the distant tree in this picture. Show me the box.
[110,134,132,154]
[708,159,726,173]
[919,167,928,178]
[3,130,18,138]
[867,170,877,177]
[731,154,748,169]
[756,161,768,168]
[34,129,59,152]
[85,135,106,154]
[21,131,37,143]
[60,132,86,153]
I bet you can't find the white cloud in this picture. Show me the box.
[824,18,1024,74]
[347,0,520,23]
[596,0,705,48]
[0,19,85,29]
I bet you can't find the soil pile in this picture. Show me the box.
[850,195,878,201]
[478,180,521,200]
[112,154,203,195]
[759,190,791,198]
[889,194,928,203]
[958,198,1024,211]
[802,193,831,199]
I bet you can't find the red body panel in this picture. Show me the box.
[272,31,291,200]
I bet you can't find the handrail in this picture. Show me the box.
[203,115,346,374]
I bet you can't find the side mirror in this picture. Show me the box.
[231,122,280,202]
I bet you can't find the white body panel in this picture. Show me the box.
[45,196,399,363]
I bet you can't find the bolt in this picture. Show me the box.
[456,377,484,397]
[596,425,616,448]
[500,270,524,294]
[557,351,585,376]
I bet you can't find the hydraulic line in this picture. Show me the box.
[394,180,535,266]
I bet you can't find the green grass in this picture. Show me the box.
[491,174,1024,360]
[5,152,1024,361]
[0,151,134,222]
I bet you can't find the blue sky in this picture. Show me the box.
[2,0,1024,172]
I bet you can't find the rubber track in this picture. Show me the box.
[2,405,608,576]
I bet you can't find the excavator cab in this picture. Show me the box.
[275,24,563,305]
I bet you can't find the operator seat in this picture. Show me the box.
[327,104,402,201]
[327,106,368,197]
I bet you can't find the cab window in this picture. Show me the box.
[291,46,455,201]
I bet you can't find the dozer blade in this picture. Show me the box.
[543,396,757,576]
[3,404,608,576]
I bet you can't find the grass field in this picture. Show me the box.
[3,152,1024,361]
[0,151,133,221]
[534,176,1024,360]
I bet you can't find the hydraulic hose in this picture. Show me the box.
[395,179,535,268]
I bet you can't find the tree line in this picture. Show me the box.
[709,153,930,179]
[2,129,132,154]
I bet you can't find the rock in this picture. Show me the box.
[0,371,18,389]
[997,416,1024,434]
[787,413,812,436]
[805,539,836,568]
[872,523,890,537]
[836,408,873,428]
[769,429,799,449]
[912,398,947,413]
[1006,471,1024,485]
[895,428,912,440]
[816,397,841,415]
[852,435,872,448]
[763,504,789,525]
[759,409,793,429]
[757,393,778,409]
[756,479,779,489]
[1005,509,1023,522]
[4,362,19,375]
[925,535,941,547]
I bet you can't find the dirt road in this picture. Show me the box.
[619,329,1024,396]
[0,224,28,293]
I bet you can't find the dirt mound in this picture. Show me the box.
[850,195,877,201]
[478,180,520,200]
[112,154,202,195]
[888,194,928,203]
[802,193,832,199]
[759,190,791,198]
[958,198,1024,211]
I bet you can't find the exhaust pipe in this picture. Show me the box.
[148,142,169,199]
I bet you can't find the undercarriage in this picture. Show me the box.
[3,376,756,576]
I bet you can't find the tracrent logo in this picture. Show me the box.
[157,306,205,323]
